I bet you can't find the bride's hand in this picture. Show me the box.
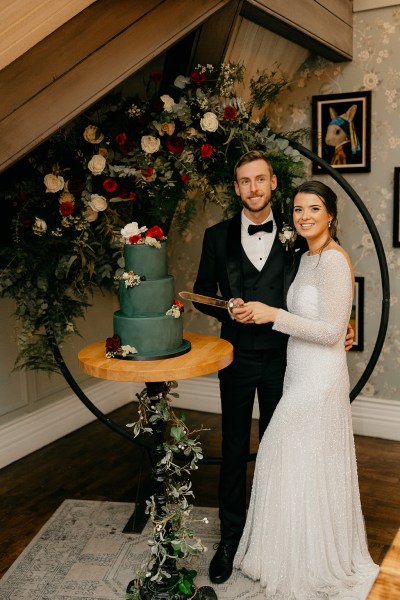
[245,301,278,324]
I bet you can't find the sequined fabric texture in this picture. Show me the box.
[234,250,379,599]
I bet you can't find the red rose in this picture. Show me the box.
[146,225,164,241]
[115,133,127,145]
[106,334,121,353]
[181,174,189,183]
[166,136,185,154]
[59,201,74,215]
[223,105,237,120]
[142,167,153,180]
[173,300,184,312]
[128,234,142,244]
[129,191,137,202]
[190,71,206,85]
[150,69,163,83]
[103,178,118,193]
[201,143,213,158]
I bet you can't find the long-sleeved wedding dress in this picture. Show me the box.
[234,250,379,600]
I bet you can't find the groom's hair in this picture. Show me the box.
[234,150,274,181]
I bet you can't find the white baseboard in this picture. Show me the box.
[1,377,399,469]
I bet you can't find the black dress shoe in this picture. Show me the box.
[208,541,238,584]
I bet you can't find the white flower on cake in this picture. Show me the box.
[115,271,145,288]
[121,222,148,240]
[166,300,184,318]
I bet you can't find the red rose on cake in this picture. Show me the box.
[146,226,164,241]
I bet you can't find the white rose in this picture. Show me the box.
[88,194,108,212]
[141,135,161,154]
[87,154,106,175]
[121,222,148,239]
[32,217,47,236]
[160,94,175,112]
[174,75,190,89]
[83,124,104,144]
[44,173,64,193]
[283,230,292,240]
[83,206,98,222]
[200,112,219,132]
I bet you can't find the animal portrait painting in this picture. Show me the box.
[312,91,371,173]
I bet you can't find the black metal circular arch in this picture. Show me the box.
[50,144,390,465]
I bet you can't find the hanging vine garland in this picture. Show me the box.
[0,62,306,373]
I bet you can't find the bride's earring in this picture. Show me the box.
[328,220,332,228]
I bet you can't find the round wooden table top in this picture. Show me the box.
[78,332,233,382]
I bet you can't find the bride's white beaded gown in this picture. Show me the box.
[234,250,379,600]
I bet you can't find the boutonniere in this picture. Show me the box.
[278,223,297,251]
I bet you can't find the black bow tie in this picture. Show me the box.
[248,221,273,235]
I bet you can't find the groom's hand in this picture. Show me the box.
[230,298,253,323]
[345,323,355,352]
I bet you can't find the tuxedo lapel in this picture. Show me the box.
[226,213,243,298]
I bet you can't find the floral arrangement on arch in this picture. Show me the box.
[0,62,306,372]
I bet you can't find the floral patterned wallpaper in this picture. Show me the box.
[170,5,400,402]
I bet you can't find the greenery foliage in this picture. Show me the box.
[0,62,306,372]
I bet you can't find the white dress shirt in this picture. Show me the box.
[241,211,275,271]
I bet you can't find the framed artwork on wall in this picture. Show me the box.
[312,91,371,173]
[393,167,400,247]
[349,276,364,352]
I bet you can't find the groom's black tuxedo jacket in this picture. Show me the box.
[193,210,307,351]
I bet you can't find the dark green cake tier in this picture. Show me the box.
[124,240,167,278]
[113,311,184,357]
[119,275,175,317]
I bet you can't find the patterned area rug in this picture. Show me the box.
[0,499,266,600]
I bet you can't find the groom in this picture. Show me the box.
[193,150,353,584]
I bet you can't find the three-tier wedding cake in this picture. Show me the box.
[106,222,191,360]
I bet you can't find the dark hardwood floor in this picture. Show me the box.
[1,402,399,579]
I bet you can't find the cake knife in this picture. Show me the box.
[179,291,238,309]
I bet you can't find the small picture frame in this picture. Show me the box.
[393,167,400,247]
[350,276,364,352]
[312,91,371,173]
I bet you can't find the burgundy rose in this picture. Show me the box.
[146,225,164,241]
[115,133,127,146]
[166,136,185,154]
[103,178,118,193]
[201,143,213,158]
[190,71,206,86]
[67,178,85,196]
[59,201,74,216]
[106,334,121,353]
[223,105,237,120]
[181,174,189,184]
[150,69,163,83]
[119,139,135,156]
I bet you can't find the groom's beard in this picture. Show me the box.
[241,195,271,213]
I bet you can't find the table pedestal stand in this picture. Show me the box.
[78,333,233,600]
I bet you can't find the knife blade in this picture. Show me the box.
[179,291,230,309]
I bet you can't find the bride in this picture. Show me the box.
[232,181,379,599]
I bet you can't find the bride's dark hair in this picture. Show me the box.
[292,180,339,243]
